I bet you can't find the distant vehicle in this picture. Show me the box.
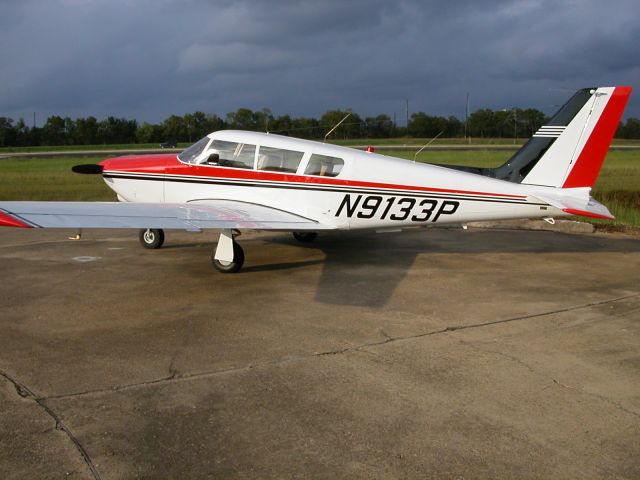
[160,140,177,148]
[0,86,632,273]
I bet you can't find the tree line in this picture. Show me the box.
[1,107,639,147]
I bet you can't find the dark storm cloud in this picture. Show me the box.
[1,0,638,123]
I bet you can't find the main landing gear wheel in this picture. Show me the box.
[139,228,165,249]
[293,232,317,243]
[212,241,245,273]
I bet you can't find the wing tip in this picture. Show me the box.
[0,211,33,228]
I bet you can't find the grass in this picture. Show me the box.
[0,156,116,201]
[0,149,638,227]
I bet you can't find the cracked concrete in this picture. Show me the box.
[1,227,639,478]
[0,369,101,480]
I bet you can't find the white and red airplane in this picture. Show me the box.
[0,86,632,272]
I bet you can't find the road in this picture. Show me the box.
[1,227,639,478]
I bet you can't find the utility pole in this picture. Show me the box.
[33,112,36,129]
[405,99,409,129]
[464,92,469,143]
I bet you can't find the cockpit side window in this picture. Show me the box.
[304,154,344,177]
[201,140,256,169]
[178,136,211,164]
[256,146,304,173]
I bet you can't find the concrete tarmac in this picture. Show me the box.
[0,227,639,479]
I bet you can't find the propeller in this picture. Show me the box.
[72,164,103,174]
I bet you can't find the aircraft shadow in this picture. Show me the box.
[262,228,640,308]
[241,258,325,273]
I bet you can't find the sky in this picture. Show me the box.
[1,0,639,126]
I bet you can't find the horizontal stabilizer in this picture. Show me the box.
[532,189,614,220]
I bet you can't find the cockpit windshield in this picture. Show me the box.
[178,136,211,164]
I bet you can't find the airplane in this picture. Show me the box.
[0,86,632,273]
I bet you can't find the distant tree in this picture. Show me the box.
[408,112,448,138]
[493,109,513,138]
[136,122,162,144]
[14,118,29,146]
[0,117,16,147]
[365,114,393,138]
[444,116,462,137]
[203,114,226,134]
[270,114,294,135]
[468,109,495,138]
[63,117,75,144]
[184,111,214,141]
[254,108,274,132]
[320,109,363,139]
[27,127,42,146]
[226,108,257,130]
[42,116,67,145]
[96,117,137,144]
[161,115,186,142]
[517,108,547,137]
[291,117,321,139]
[9,100,595,147]
[617,117,640,138]
[628,118,640,138]
[73,117,98,145]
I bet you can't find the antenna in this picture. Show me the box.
[413,131,444,162]
[323,112,351,143]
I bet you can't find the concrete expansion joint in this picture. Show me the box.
[35,292,640,404]
[463,344,640,420]
[0,368,102,480]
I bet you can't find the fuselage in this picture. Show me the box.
[100,130,565,230]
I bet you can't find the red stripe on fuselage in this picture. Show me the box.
[103,154,526,200]
[563,86,633,188]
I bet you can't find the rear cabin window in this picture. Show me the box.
[257,146,304,173]
[304,154,344,177]
[201,140,256,169]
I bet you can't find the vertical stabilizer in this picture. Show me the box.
[520,86,632,188]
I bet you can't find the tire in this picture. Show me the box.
[212,242,245,273]
[293,232,317,243]
[139,229,165,249]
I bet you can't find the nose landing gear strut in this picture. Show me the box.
[212,229,244,273]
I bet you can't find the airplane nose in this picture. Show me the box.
[71,163,104,174]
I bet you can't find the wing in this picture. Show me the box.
[0,200,333,231]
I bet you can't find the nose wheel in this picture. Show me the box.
[211,241,244,273]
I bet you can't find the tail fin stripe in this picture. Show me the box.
[562,86,632,188]
[533,126,566,138]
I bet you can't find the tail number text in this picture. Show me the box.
[335,195,459,222]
